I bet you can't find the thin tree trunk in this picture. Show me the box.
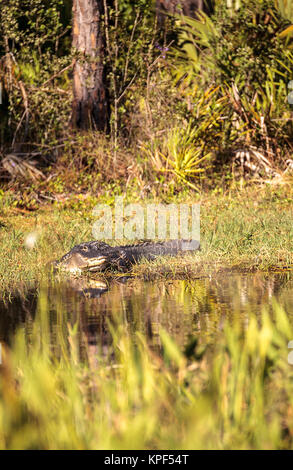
[71,0,108,130]
[156,0,214,25]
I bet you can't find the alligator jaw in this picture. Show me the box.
[86,257,107,271]
[54,253,107,274]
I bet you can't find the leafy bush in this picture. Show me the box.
[211,0,290,90]
[0,289,293,449]
[0,0,72,149]
[175,0,293,172]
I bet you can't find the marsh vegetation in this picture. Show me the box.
[1,0,293,450]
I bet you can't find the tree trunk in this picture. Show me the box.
[71,0,108,130]
[156,0,214,26]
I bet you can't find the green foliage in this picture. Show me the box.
[174,0,293,168]
[141,121,213,190]
[176,0,293,93]
[0,0,65,56]
[1,0,293,190]
[1,187,293,290]
[0,288,293,449]
[274,0,293,23]
[211,0,291,90]
[104,0,159,140]
[0,0,72,147]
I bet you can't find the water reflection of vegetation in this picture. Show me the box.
[1,272,293,349]
[0,284,293,449]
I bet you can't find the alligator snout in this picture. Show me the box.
[54,251,108,274]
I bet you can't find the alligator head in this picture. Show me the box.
[54,241,130,274]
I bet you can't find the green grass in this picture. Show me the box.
[1,185,293,449]
[0,287,293,449]
[135,185,293,279]
[0,184,293,291]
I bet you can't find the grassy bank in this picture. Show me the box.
[0,287,293,449]
[0,182,293,292]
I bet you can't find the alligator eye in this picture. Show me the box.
[82,246,89,252]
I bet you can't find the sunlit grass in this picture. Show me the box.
[0,184,293,292]
[0,288,293,449]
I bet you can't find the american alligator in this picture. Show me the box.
[55,239,200,274]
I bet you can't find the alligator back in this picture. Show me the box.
[123,239,200,263]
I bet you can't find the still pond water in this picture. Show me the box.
[1,271,293,350]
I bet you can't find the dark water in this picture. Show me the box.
[1,271,293,349]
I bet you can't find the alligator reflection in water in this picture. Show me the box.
[1,271,293,350]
